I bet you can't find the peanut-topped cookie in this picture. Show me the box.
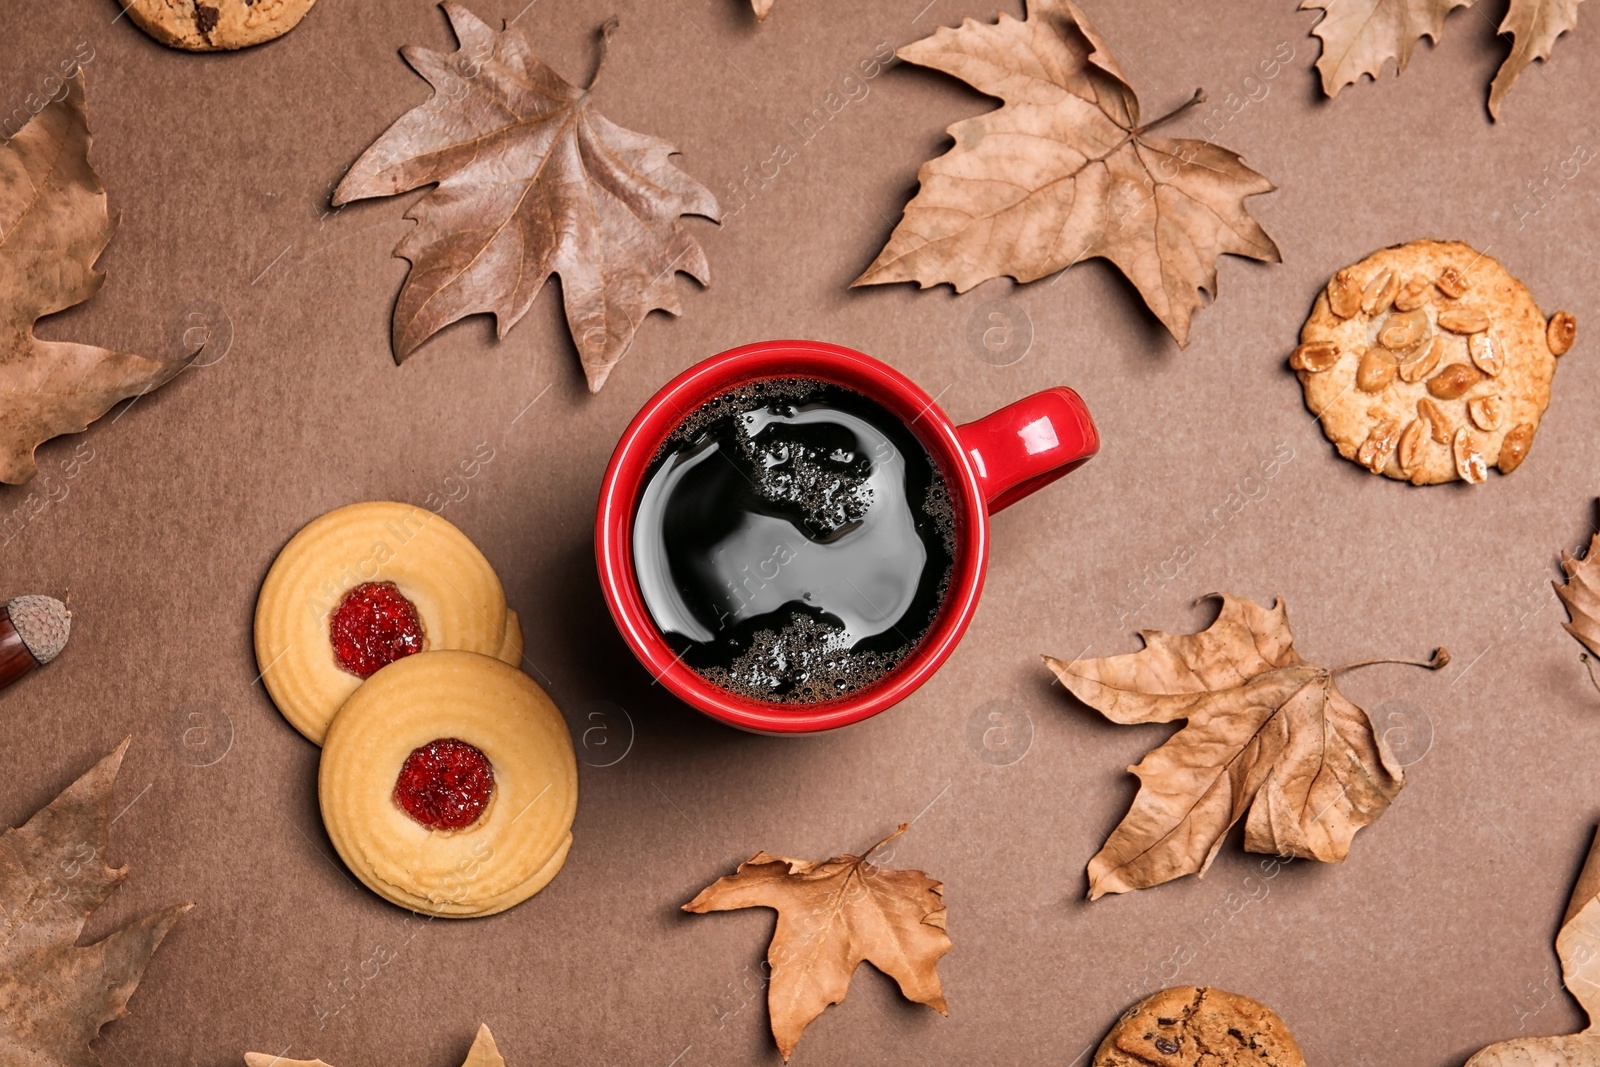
[1293,240,1576,484]
[1093,986,1306,1067]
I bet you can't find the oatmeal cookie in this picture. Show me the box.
[121,0,318,51]
[1293,240,1575,484]
[1093,986,1306,1067]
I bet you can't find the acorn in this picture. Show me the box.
[0,595,71,690]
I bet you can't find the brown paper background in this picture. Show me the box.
[2,0,1597,1063]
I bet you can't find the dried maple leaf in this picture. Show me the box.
[1045,594,1447,898]
[1303,0,1586,118]
[332,4,719,393]
[1464,826,1600,1065]
[1300,0,1470,99]
[0,74,191,485]
[246,1023,505,1067]
[0,739,190,1066]
[852,0,1279,346]
[1490,0,1588,118]
[683,824,950,1061]
[1555,529,1600,694]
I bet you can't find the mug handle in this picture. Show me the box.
[955,387,1099,514]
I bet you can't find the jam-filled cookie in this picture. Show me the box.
[121,0,318,51]
[1094,987,1305,1067]
[255,502,513,744]
[1293,240,1575,484]
[319,650,577,918]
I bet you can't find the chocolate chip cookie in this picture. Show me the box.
[1293,239,1575,484]
[121,0,318,51]
[1093,986,1306,1067]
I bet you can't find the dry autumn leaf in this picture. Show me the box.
[1302,0,1587,118]
[1464,826,1600,1065]
[1045,594,1447,898]
[853,0,1279,346]
[0,74,191,485]
[683,824,950,1061]
[1491,0,1589,117]
[1555,528,1600,693]
[0,739,191,1067]
[246,1023,505,1067]
[333,3,719,393]
[1301,0,1469,99]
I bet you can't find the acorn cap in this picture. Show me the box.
[6,595,70,665]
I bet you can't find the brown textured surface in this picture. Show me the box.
[1094,986,1306,1067]
[0,2,1597,1066]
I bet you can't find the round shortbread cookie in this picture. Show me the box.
[498,609,524,666]
[120,0,318,51]
[1094,986,1306,1067]
[255,501,511,745]
[319,650,577,918]
[1293,240,1575,484]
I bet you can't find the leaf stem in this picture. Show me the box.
[863,823,909,861]
[1331,647,1451,675]
[1582,653,1600,696]
[586,17,621,92]
[1132,88,1206,136]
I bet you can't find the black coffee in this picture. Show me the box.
[633,378,956,704]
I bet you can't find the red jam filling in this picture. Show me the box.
[329,581,424,678]
[392,738,494,831]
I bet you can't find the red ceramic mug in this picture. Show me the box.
[595,339,1098,733]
